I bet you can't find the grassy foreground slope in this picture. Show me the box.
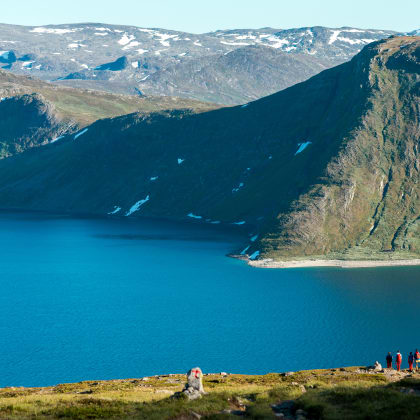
[0,70,218,127]
[1,368,420,419]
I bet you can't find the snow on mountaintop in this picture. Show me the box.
[0,23,401,104]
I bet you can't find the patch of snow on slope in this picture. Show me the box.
[51,135,64,143]
[30,27,77,34]
[95,27,111,31]
[177,158,185,165]
[94,32,108,36]
[74,128,88,140]
[150,176,158,181]
[193,40,203,46]
[328,30,341,44]
[118,34,135,46]
[232,182,244,193]
[0,51,12,59]
[220,41,250,46]
[123,41,140,50]
[21,61,34,68]
[241,103,249,108]
[131,61,139,68]
[295,141,312,155]
[126,195,150,216]
[210,221,221,224]
[137,48,149,55]
[233,221,246,225]
[68,43,86,49]
[108,206,121,215]
[240,245,250,255]
[188,213,202,219]
[249,250,260,260]
[250,234,258,242]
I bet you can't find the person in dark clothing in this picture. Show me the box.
[386,352,393,369]
[408,352,414,372]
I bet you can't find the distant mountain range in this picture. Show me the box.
[0,36,418,261]
[0,23,403,104]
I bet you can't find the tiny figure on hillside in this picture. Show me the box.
[415,349,420,371]
[408,352,414,372]
[386,352,393,369]
[396,351,402,372]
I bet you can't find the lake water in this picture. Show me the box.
[1,212,419,387]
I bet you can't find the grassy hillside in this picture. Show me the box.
[0,70,218,127]
[0,37,417,261]
[1,368,420,419]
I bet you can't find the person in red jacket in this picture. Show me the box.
[408,352,414,372]
[415,349,420,371]
[396,351,402,372]
[386,352,393,369]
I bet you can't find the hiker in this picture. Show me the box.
[396,351,402,372]
[386,352,393,369]
[415,349,420,370]
[408,352,414,372]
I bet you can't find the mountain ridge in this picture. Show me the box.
[0,36,418,262]
[0,23,400,103]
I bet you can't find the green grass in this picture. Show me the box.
[1,368,420,419]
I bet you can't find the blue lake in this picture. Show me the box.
[0,212,419,387]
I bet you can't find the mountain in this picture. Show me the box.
[0,70,218,158]
[0,36,418,261]
[0,69,217,127]
[0,23,398,104]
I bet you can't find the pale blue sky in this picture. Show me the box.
[2,0,418,33]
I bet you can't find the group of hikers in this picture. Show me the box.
[386,349,420,372]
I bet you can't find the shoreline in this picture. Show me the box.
[247,258,420,269]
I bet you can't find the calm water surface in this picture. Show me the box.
[0,212,419,387]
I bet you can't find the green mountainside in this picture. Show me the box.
[0,36,418,261]
[0,71,218,158]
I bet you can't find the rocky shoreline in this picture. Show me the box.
[247,258,420,269]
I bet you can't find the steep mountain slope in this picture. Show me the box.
[0,70,218,127]
[0,36,418,261]
[0,23,397,103]
[0,94,70,159]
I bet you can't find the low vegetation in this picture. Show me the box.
[1,368,420,419]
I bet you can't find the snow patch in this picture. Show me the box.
[240,245,251,255]
[233,221,246,225]
[122,41,140,50]
[150,176,158,181]
[210,221,221,224]
[137,48,149,55]
[118,34,135,46]
[131,61,139,68]
[328,30,341,44]
[30,27,77,34]
[249,251,260,260]
[74,128,88,140]
[250,234,258,242]
[50,135,64,143]
[294,141,312,155]
[126,195,150,216]
[241,103,249,108]
[187,213,202,219]
[220,41,250,46]
[108,206,121,215]
[68,43,86,49]
[232,182,244,193]
[177,158,185,165]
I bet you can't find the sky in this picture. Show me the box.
[1,0,418,33]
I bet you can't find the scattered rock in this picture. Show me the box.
[282,372,295,377]
[190,411,202,419]
[220,372,228,376]
[78,389,93,394]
